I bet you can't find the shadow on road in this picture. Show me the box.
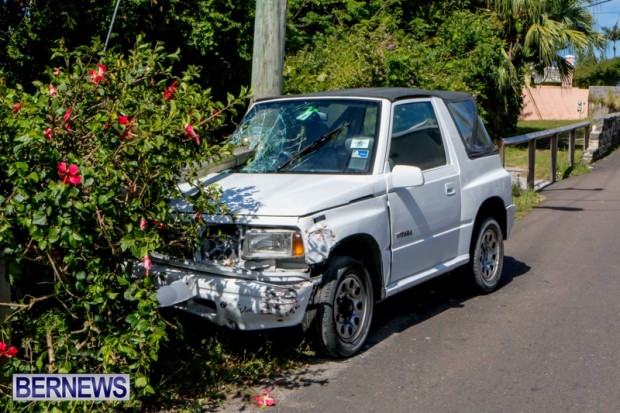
[366,255,530,349]
[535,205,584,212]
[542,187,603,192]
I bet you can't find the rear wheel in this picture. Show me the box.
[313,256,374,358]
[471,217,504,293]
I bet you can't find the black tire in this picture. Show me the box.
[471,217,504,293]
[313,256,374,358]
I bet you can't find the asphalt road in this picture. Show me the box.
[222,150,620,413]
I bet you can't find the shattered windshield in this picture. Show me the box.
[230,98,380,173]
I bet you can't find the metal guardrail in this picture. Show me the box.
[499,121,590,190]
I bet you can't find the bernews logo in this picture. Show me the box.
[13,374,130,401]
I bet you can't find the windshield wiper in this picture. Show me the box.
[277,122,349,171]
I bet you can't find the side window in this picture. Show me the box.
[447,99,496,157]
[389,101,446,170]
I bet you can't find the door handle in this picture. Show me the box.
[445,182,456,196]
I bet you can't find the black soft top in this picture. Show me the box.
[257,87,472,103]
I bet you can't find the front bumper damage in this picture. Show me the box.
[152,261,319,330]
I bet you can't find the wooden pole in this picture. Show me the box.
[527,140,536,190]
[251,0,287,101]
[569,129,576,168]
[550,133,558,183]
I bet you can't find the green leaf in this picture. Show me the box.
[97,194,109,204]
[120,235,136,252]
[135,376,148,388]
[32,211,47,226]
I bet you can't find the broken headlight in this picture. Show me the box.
[242,229,304,259]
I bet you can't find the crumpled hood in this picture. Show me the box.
[179,172,384,217]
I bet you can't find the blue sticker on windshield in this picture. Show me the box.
[352,150,369,159]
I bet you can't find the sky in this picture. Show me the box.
[587,0,620,58]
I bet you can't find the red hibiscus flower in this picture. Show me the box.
[185,123,200,145]
[0,342,18,358]
[88,63,107,84]
[63,109,74,130]
[139,218,148,231]
[52,68,62,76]
[143,255,152,277]
[153,220,167,230]
[57,162,82,186]
[44,128,54,140]
[49,85,57,97]
[254,388,276,408]
[119,115,137,139]
[118,115,136,125]
[12,103,21,113]
[163,81,178,100]
[4,346,18,358]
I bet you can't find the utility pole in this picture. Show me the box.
[251,0,287,100]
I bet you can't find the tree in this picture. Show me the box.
[0,1,254,100]
[602,22,620,59]
[284,7,521,137]
[0,39,248,410]
[489,0,603,77]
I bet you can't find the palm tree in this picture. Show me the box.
[490,0,604,77]
[602,22,620,59]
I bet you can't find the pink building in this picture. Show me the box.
[520,85,589,121]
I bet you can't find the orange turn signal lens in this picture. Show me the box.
[292,232,304,257]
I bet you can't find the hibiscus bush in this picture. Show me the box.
[0,38,248,411]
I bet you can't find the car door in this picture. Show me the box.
[387,100,461,285]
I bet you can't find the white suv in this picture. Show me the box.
[153,88,515,357]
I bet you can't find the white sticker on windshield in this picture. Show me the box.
[350,139,370,149]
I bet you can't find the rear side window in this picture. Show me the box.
[447,99,496,157]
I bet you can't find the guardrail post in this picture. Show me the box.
[550,133,558,183]
[569,129,576,167]
[498,139,505,166]
[528,139,536,190]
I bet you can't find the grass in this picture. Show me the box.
[512,183,542,221]
[513,119,586,135]
[144,310,313,411]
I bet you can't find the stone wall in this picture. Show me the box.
[588,86,620,119]
[584,113,620,163]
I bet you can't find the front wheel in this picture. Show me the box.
[313,256,374,358]
[471,217,504,293]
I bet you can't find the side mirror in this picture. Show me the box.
[391,164,424,189]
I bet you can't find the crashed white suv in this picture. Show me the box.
[154,88,515,357]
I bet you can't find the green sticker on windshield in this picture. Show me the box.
[296,107,319,121]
